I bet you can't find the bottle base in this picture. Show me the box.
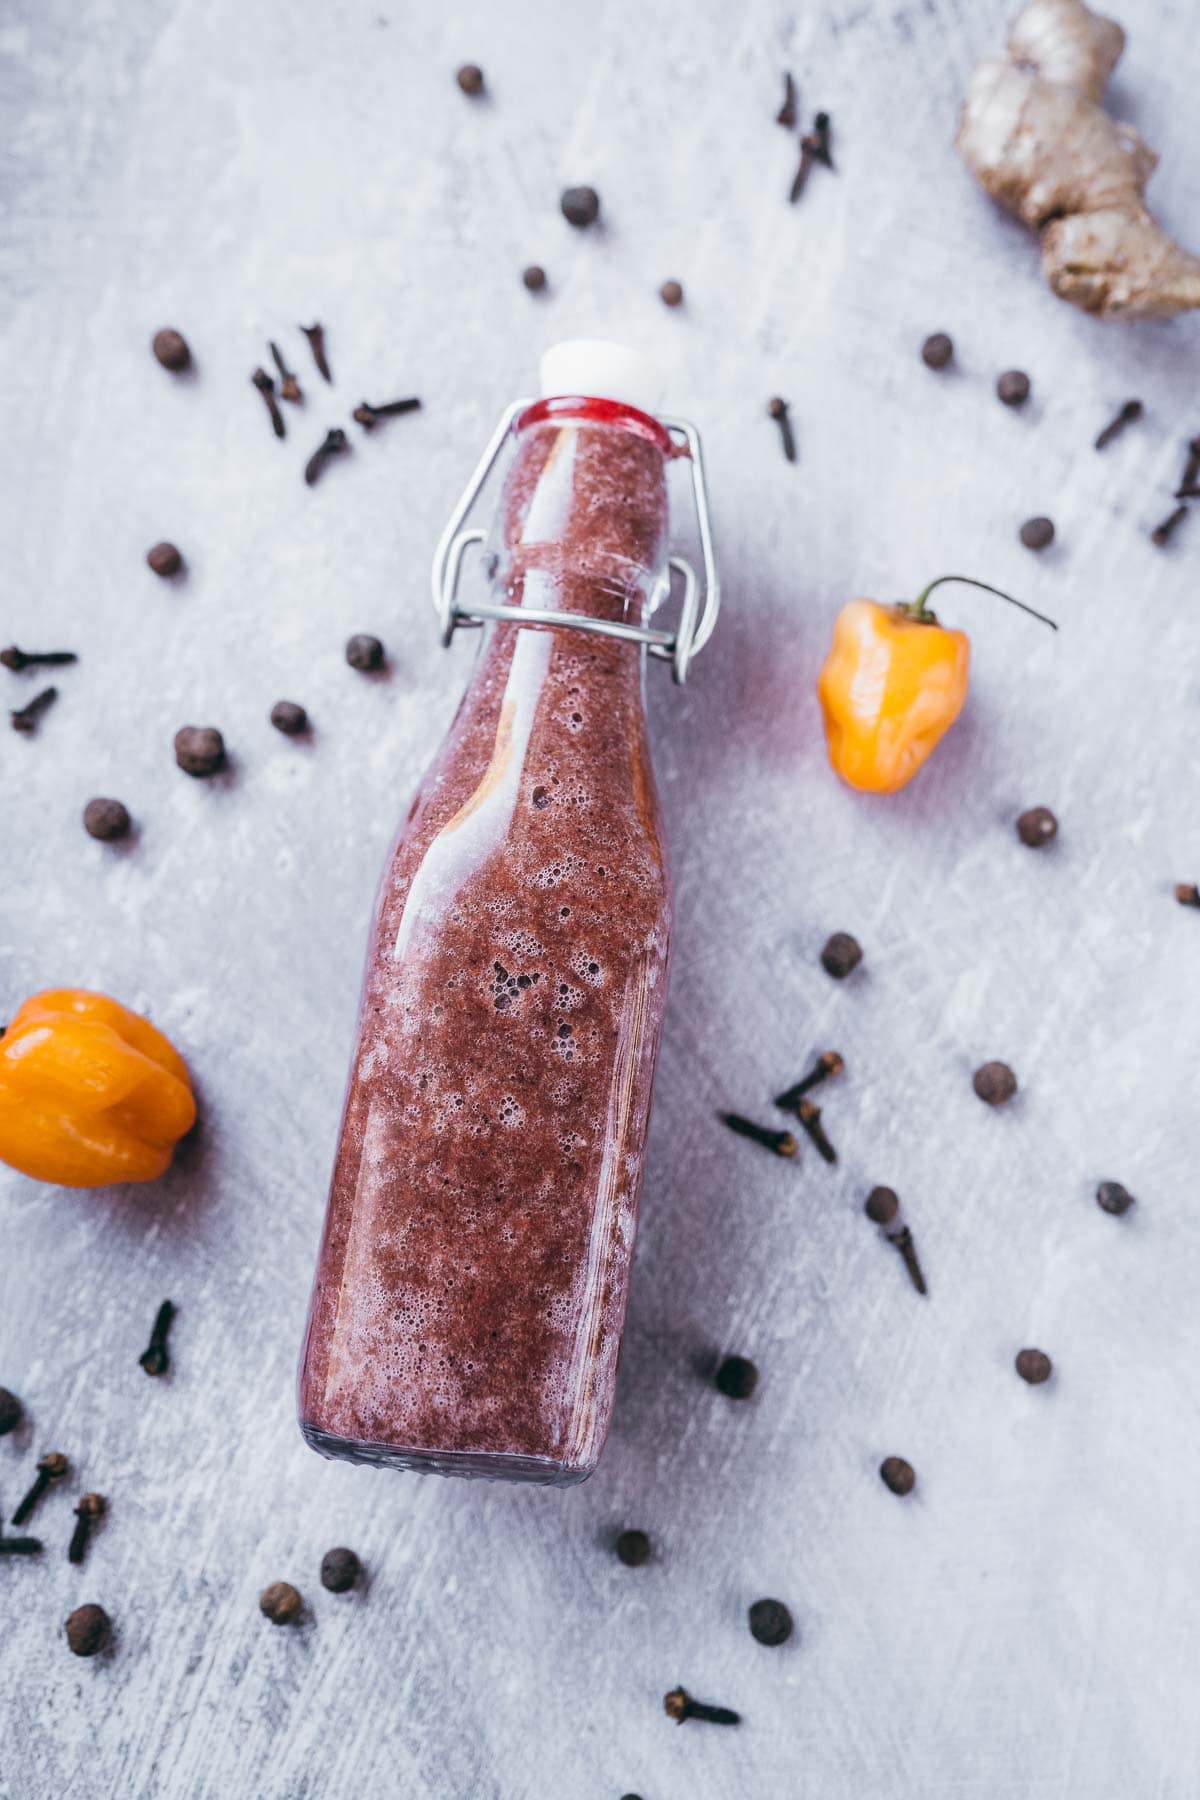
[299,1421,594,1487]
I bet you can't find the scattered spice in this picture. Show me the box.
[718,1112,798,1157]
[776,71,798,129]
[789,111,833,201]
[921,332,953,370]
[11,686,57,734]
[864,1189,927,1295]
[973,1061,1017,1105]
[270,700,309,736]
[138,1300,176,1376]
[300,323,332,384]
[68,1493,106,1566]
[879,1455,916,1496]
[1096,1180,1135,1216]
[775,1050,844,1112]
[820,931,862,979]
[1019,515,1055,550]
[152,329,190,372]
[1151,505,1188,548]
[796,1098,836,1164]
[346,633,385,672]
[0,1536,42,1556]
[714,1355,758,1400]
[1015,1347,1052,1385]
[996,369,1031,407]
[83,798,131,843]
[0,646,76,672]
[12,1451,68,1526]
[1175,435,1200,497]
[865,1185,899,1227]
[305,427,348,485]
[146,541,183,578]
[320,1546,362,1593]
[1176,882,1200,908]
[65,1602,110,1657]
[352,397,421,430]
[455,63,484,95]
[1016,805,1057,847]
[615,1528,651,1567]
[0,1387,22,1435]
[174,726,225,778]
[251,367,285,440]
[259,1581,303,1625]
[663,1686,740,1727]
[767,396,796,463]
[748,1598,794,1646]
[659,280,684,308]
[1094,398,1142,450]
[560,186,600,228]
[269,340,302,404]
[522,265,547,292]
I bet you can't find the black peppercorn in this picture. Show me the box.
[879,1456,916,1496]
[83,798,131,842]
[152,328,190,371]
[748,1597,794,1646]
[1096,1180,1135,1216]
[1016,805,1057,847]
[921,332,953,370]
[146,542,183,578]
[456,63,484,95]
[320,1547,361,1593]
[346,633,385,672]
[66,1602,110,1656]
[615,1528,651,1567]
[1015,1347,1052,1385]
[0,1387,21,1436]
[270,700,309,736]
[259,1581,303,1624]
[820,931,862,979]
[864,1185,899,1227]
[560,185,600,227]
[715,1355,758,1400]
[997,369,1031,407]
[659,280,684,308]
[174,725,226,778]
[973,1061,1017,1105]
[522,265,547,292]
[1019,516,1055,550]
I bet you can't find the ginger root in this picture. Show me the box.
[957,0,1200,318]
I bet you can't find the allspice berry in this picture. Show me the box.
[320,1547,361,1593]
[1096,1180,1135,1216]
[0,1386,22,1435]
[997,369,1031,407]
[714,1354,758,1400]
[1017,805,1057,847]
[615,1528,651,1567]
[270,700,308,736]
[820,932,862,979]
[146,542,183,578]
[879,1456,916,1496]
[973,1061,1017,1106]
[259,1581,303,1624]
[921,332,953,370]
[455,63,484,95]
[864,1186,899,1227]
[1019,516,1055,551]
[65,1603,110,1657]
[748,1598,794,1646]
[152,328,191,371]
[560,185,600,228]
[83,798,131,842]
[174,725,226,778]
[659,280,684,308]
[1015,1347,1053,1385]
[522,265,547,292]
[346,633,385,672]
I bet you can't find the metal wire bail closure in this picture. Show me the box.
[430,400,719,685]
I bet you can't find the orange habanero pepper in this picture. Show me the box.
[0,989,195,1188]
[818,576,1056,794]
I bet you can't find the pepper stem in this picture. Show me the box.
[908,575,1058,631]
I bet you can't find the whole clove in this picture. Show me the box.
[1175,435,1200,496]
[748,1598,794,1646]
[776,72,797,129]
[714,1355,758,1400]
[11,687,58,734]
[767,395,796,463]
[997,369,1031,407]
[864,1188,927,1295]
[560,186,601,228]
[251,367,285,440]
[522,265,547,292]
[12,1451,68,1526]
[352,397,421,430]
[174,726,225,778]
[305,428,348,486]
[615,1528,651,1567]
[0,1536,42,1556]
[260,1581,303,1625]
[65,1603,110,1656]
[269,340,302,404]
[973,1061,1017,1105]
[1094,399,1142,450]
[796,1098,836,1164]
[0,1387,22,1435]
[921,332,954,370]
[1096,1180,1135,1216]
[879,1456,916,1496]
[820,931,862,979]
[1176,882,1200,908]
[889,1227,926,1296]
[789,111,832,201]
[456,63,484,96]
[718,1111,798,1157]
[664,1686,740,1727]
[320,1546,362,1593]
[1151,505,1188,548]
[1016,805,1057,847]
[138,1300,176,1376]
[1015,1347,1053,1385]
[775,1050,844,1112]
[0,646,76,672]
[68,1493,106,1566]
[83,798,131,842]
[146,541,183,578]
[300,323,332,384]
[152,328,191,372]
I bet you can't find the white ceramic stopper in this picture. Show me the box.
[538,339,662,414]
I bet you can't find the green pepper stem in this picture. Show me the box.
[908,574,1057,630]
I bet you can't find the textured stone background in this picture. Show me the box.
[2,1,1199,1795]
